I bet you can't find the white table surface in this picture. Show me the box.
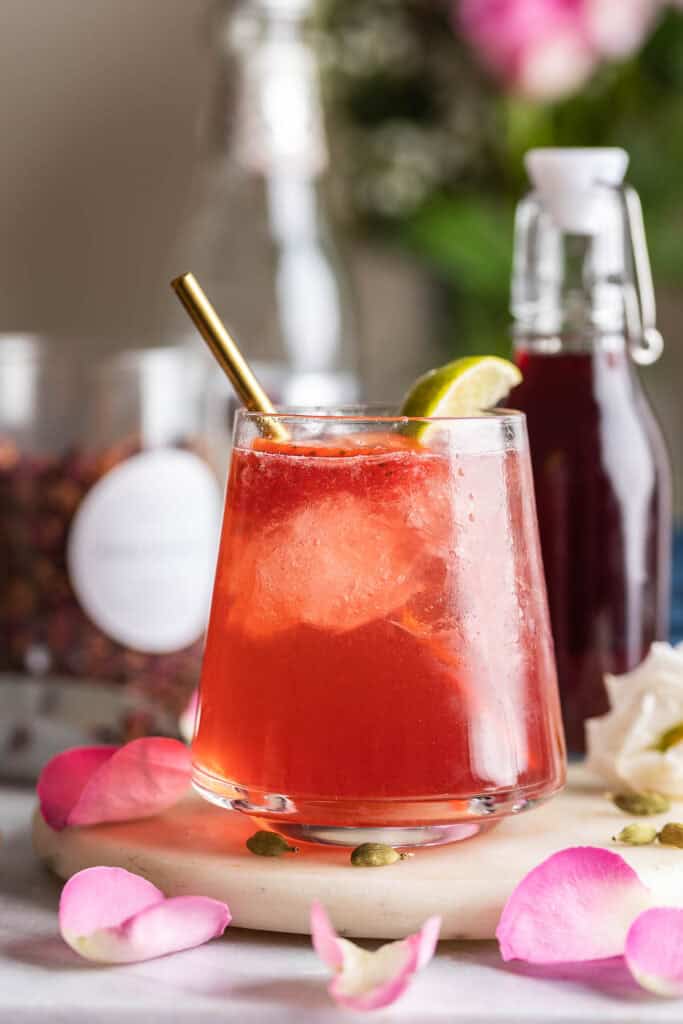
[3,785,683,1024]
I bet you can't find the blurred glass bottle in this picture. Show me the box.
[169,0,360,407]
[510,148,672,753]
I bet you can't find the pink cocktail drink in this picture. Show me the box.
[193,410,565,845]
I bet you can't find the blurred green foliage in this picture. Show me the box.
[318,3,683,356]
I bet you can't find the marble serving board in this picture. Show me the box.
[32,765,683,940]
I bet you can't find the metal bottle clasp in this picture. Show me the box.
[621,185,664,366]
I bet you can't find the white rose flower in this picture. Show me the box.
[586,643,683,796]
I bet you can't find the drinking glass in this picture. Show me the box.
[192,407,566,846]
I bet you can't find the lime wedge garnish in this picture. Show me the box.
[400,356,522,436]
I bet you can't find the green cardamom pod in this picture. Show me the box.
[612,791,670,816]
[350,842,405,867]
[613,824,658,846]
[246,830,299,857]
[658,823,683,848]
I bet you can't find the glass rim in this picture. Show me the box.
[237,404,524,425]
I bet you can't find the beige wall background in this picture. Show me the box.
[0,0,210,343]
[0,0,434,396]
[0,0,679,510]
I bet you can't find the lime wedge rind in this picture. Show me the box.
[399,356,522,439]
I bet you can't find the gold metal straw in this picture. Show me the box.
[171,272,289,442]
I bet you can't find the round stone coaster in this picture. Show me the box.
[32,766,683,940]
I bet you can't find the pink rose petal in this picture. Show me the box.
[497,847,652,964]
[60,866,230,963]
[38,738,192,831]
[625,908,683,996]
[37,746,118,830]
[311,900,344,970]
[310,901,440,1011]
[179,689,199,744]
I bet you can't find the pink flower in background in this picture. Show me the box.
[586,0,660,57]
[458,0,660,100]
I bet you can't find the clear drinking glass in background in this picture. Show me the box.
[0,336,227,780]
[167,0,361,409]
[192,407,566,847]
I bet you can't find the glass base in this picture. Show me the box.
[272,821,490,847]
[192,764,560,848]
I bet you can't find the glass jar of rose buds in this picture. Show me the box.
[0,336,228,778]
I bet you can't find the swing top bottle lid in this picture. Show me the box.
[525,147,628,234]
[514,146,662,364]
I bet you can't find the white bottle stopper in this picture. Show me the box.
[525,147,628,234]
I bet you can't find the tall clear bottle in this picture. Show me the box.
[510,148,672,753]
[169,0,360,407]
